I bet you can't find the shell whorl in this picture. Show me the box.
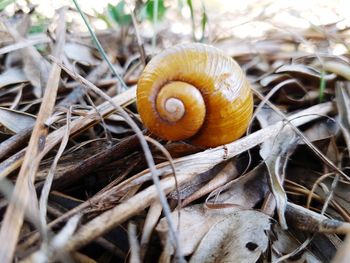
[155,81,206,140]
[136,43,253,147]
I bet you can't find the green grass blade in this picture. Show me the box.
[186,0,196,41]
[199,1,208,42]
[152,0,159,51]
[319,69,326,103]
[0,0,16,11]
[72,0,128,92]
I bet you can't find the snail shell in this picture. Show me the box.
[136,43,253,147]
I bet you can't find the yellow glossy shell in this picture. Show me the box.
[136,43,253,147]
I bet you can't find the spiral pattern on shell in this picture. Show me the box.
[136,43,253,147]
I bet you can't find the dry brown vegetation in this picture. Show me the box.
[0,1,350,262]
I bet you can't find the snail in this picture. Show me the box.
[136,43,253,147]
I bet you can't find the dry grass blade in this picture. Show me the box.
[2,18,50,98]
[113,103,334,194]
[16,140,140,252]
[335,82,350,158]
[22,101,333,261]
[182,161,239,207]
[0,126,32,160]
[39,108,71,243]
[333,235,350,263]
[0,36,50,55]
[260,127,298,229]
[1,2,350,261]
[32,214,81,263]
[0,68,28,88]
[252,87,350,182]
[49,55,184,261]
[0,107,35,133]
[324,61,350,81]
[57,61,109,108]
[189,210,271,262]
[72,0,127,93]
[0,86,136,180]
[306,172,334,209]
[128,222,141,263]
[0,8,67,262]
[286,202,350,234]
[129,9,146,66]
[0,177,40,232]
[140,201,162,259]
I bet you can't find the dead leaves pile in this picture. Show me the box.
[0,3,350,263]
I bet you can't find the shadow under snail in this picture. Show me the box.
[136,43,253,147]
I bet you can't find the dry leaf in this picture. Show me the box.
[0,67,28,88]
[207,163,269,208]
[335,82,350,157]
[302,118,339,143]
[64,43,100,66]
[0,9,67,262]
[260,126,298,229]
[0,107,35,134]
[22,49,51,98]
[271,224,321,262]
[260,73,289,87]
[189,210,271,263]
[182,161,239,206]
[3,19,51,98]
[0,35,50,56]
[276,64,335,80]
[324,61,350,81]
[156,205,227,257]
